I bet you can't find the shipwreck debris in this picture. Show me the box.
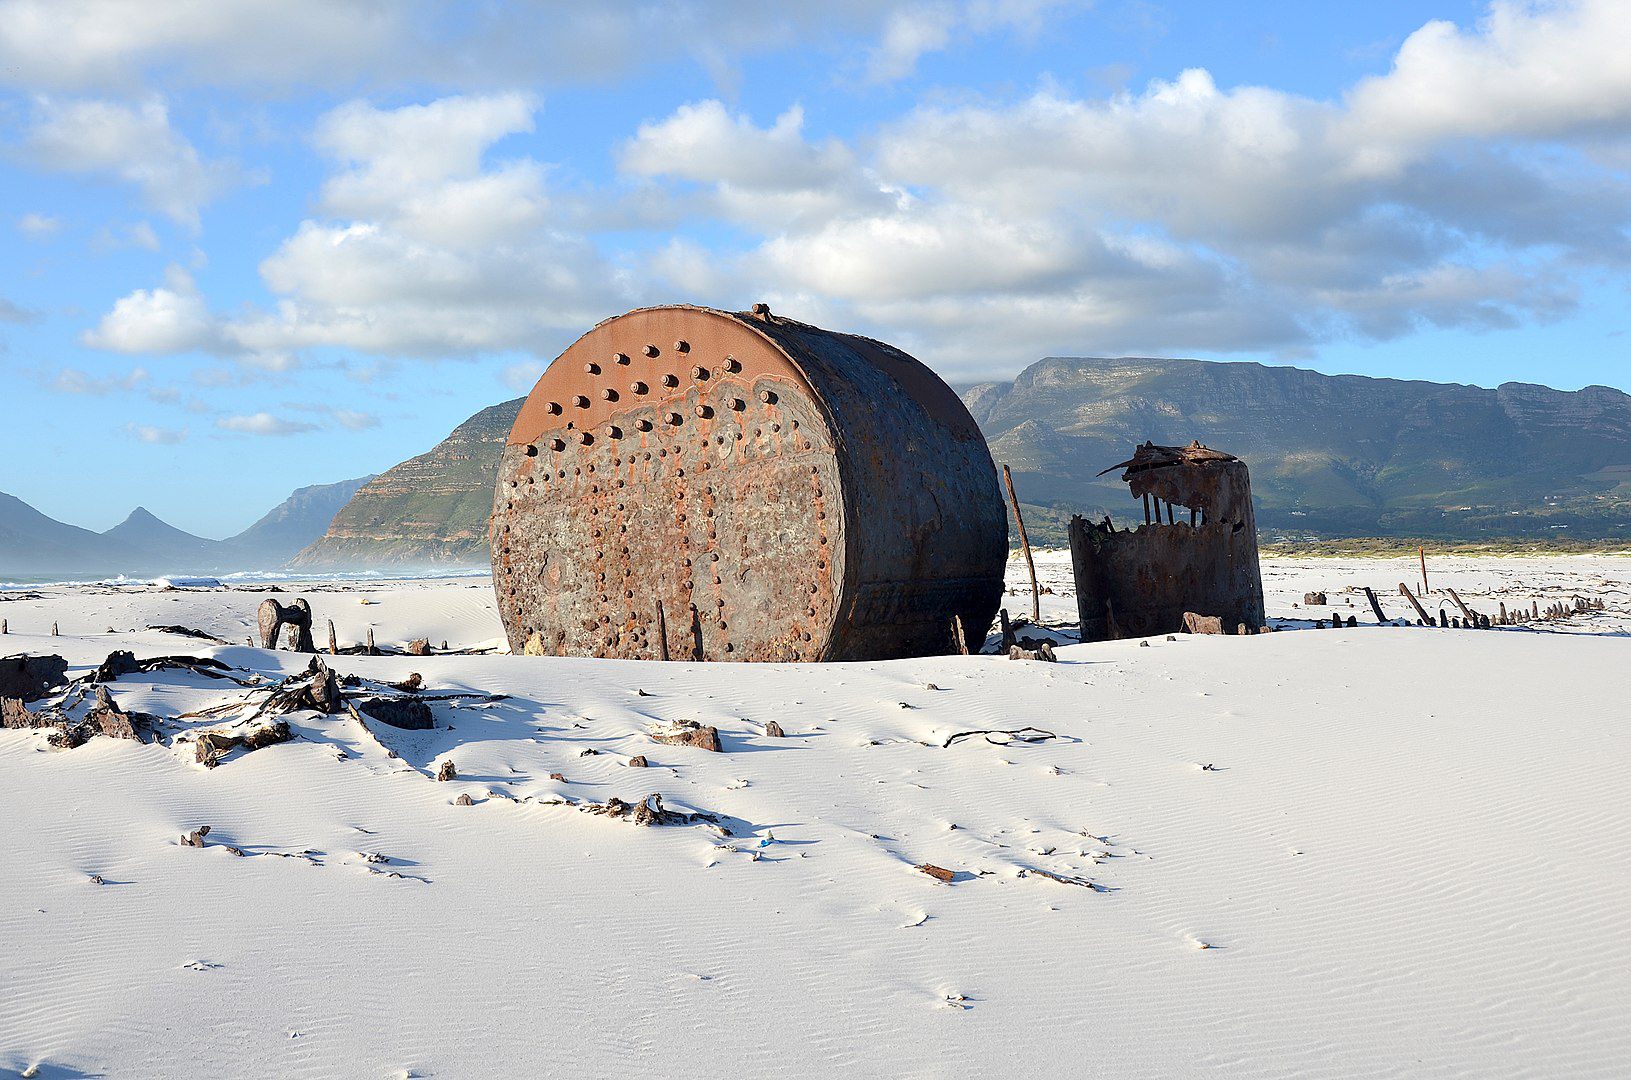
[1069,441,1265,641]
[257,597,316,653]
[649,719,722,752]
[490,303,1007,663]
[0,654,69,702]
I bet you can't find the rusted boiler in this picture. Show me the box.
[492,304,1007,661]
[1068,441,1265,640]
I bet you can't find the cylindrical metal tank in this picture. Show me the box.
[491,303,1007,662]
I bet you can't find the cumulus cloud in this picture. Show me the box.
[17,211,59,239]
[21,97,240,226]
[618,1,1631,373]
[0,0,1053,92]
[124,422,187,444]
[215,412,319,436]
[214,93,628,361]
[72,1,1631,380]
[83,266,219,354]
[53,366,150,394]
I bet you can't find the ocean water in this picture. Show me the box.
[0,566,494,591]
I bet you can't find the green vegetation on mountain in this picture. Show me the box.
[297,357,1631,567]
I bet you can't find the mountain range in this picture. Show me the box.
[7,355,1629,578]
[970,357,1631,542]
[0,476,373,580]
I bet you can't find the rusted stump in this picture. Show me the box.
[327,619,338,655]
[999,608,1015,651]
[1364,587,1388,623]
[917,863,955,883]
[435,760,457,781]
[1182,612,1223,635]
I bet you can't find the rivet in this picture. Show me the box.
[524,444,538,456]
[606,425,622,439]
[573,395,590,408]
[724,356,741,373]
[643,343,659,357]
[694,404,713,419]
[661,373,679,387]
[728,398,745,411]
[585,362,601,375]
[550,438,566,452]
[691,366,709,380]
[547,400,563,414]
[578,431,594,445]
[758,389,777,404]
[665,412,683,425]
[613,351,629,365]
[675,340,690,353]
[635,418,652,431]
[631,380,647,394]
[751,302,770,315]
[597,388,615,402]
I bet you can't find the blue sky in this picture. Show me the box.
[2,0,1627,536]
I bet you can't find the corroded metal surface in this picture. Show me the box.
[492,304,1006,661]
[1070,441,1265,640]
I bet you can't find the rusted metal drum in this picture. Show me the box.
[491,304,1006,661]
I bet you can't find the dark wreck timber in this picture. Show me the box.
[1068,440,1266,641]
[491,303,1009,662]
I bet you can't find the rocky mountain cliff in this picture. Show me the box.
[972,357,1631,541]
[290,400,523,568]
[292,358,1631,568]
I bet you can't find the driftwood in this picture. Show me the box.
[917,863,955,882]
[764,720,785,738]
[181,825,211,848]
[950,615,970,656]
[194,720,291,767]
[584,793,720,828]
[258,598,316,652]
[146,624,228,644]
[256,656,343,718]
[943,726,1057,748]
[1007,642,1057,662]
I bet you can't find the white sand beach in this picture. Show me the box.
[0,553,1627,1078]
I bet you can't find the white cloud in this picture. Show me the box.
[207,94,629,361]
[327,408,379,431]
[83,266,219,354]
[22,97,239,226]
[124,422,187,444]
[53,366,149,394]
[0,297,38,324]
[215,412,319,436]
[0,1,1047,92]
[17,212,59,239]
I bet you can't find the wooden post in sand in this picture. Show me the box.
[1,619,6,634]
[1419,545,1429,595]
[1446,588,1476,625]
[1398,583,1431,624]
[1002,463,1040,624]
[1363,587,1388,624]
[655,601,670,661]
[951,615,970,655]
[999,608,1016,651]
[51,622,58,636]
[327,619,338,655]
[366,627,377,656]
